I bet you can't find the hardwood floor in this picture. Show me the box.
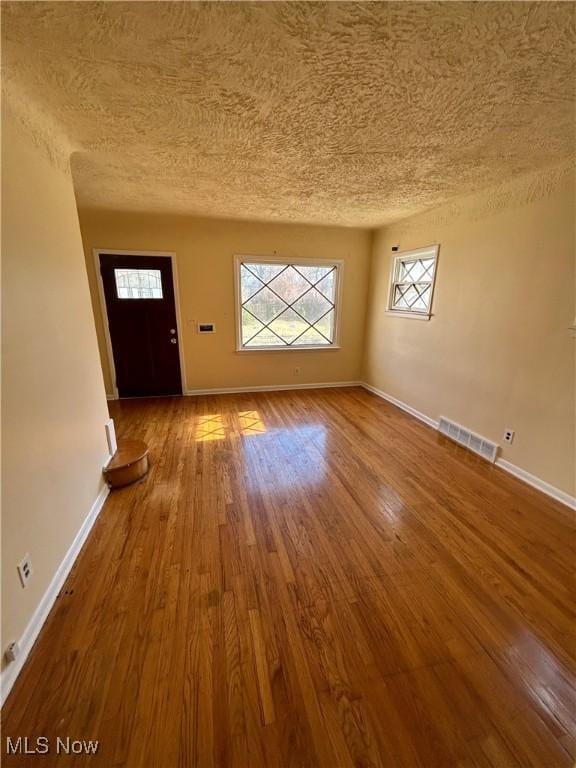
[2,387,575,767]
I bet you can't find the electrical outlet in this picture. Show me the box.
[294,367,302,376]
[503,429,515,444]
[17,555,33,588]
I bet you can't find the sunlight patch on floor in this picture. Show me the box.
[239,410,266,436]
[195,411,267,441]
[195,414,225,442]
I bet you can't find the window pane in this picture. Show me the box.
[243,286,286,324]
[241,308,264,343]
[393,284,409,309]
[268,308,310,343]
[293,327,329,346]
[243,263,286,282]
[244,327,285,346]
[240,265,263,302]
[389,247,438,316]
[292,288,332,324]
[393,283,430,312]
[412,285,430,310]
[239,260,339,348]
[315,270,336,301]
[314,308,335,342]
[293,265,333,284]
[398,258,435,283]
[115,268,163,299]
[268,267,310,303]
[402,261,423,281]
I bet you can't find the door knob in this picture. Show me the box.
[170,338,177,344]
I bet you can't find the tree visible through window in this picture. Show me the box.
[236,260,341,349]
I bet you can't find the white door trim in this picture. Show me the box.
[93,249,187,398]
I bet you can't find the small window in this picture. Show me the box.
[388,245,439,318]
[235,257,342,350]
[114,268,163,299]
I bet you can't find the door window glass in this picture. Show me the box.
[114,268,163,299]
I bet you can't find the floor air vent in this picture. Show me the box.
[438,416,499,463]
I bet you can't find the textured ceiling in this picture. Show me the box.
[2,1,575,227]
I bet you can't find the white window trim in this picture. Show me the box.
[386,244,439,320]
[234,254,344,352]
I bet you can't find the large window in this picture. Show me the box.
[387,245,439,318]
[235,257,342,350]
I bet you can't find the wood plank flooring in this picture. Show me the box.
[2,387,575,767]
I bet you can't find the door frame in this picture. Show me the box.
[93,249,187,399]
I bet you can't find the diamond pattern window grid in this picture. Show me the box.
[240,263,337,347]
[391,256,436,314]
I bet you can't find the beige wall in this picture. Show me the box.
[1,89,573,700]
[79,168,575,496]
[1,106,110,671]
[78,209,371,394]
[364,163,576,495]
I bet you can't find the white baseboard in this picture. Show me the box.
[1,484,110,706]
[361,382,439,429]
[361,382,575,510]
[109,382,361,399]
[1,386,572,710]
[495,459,576,510]
[185,381,361,396]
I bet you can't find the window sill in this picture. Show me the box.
[236,345,341,352]
[385,310,432,321]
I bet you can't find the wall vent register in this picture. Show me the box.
[438,416,499,463]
